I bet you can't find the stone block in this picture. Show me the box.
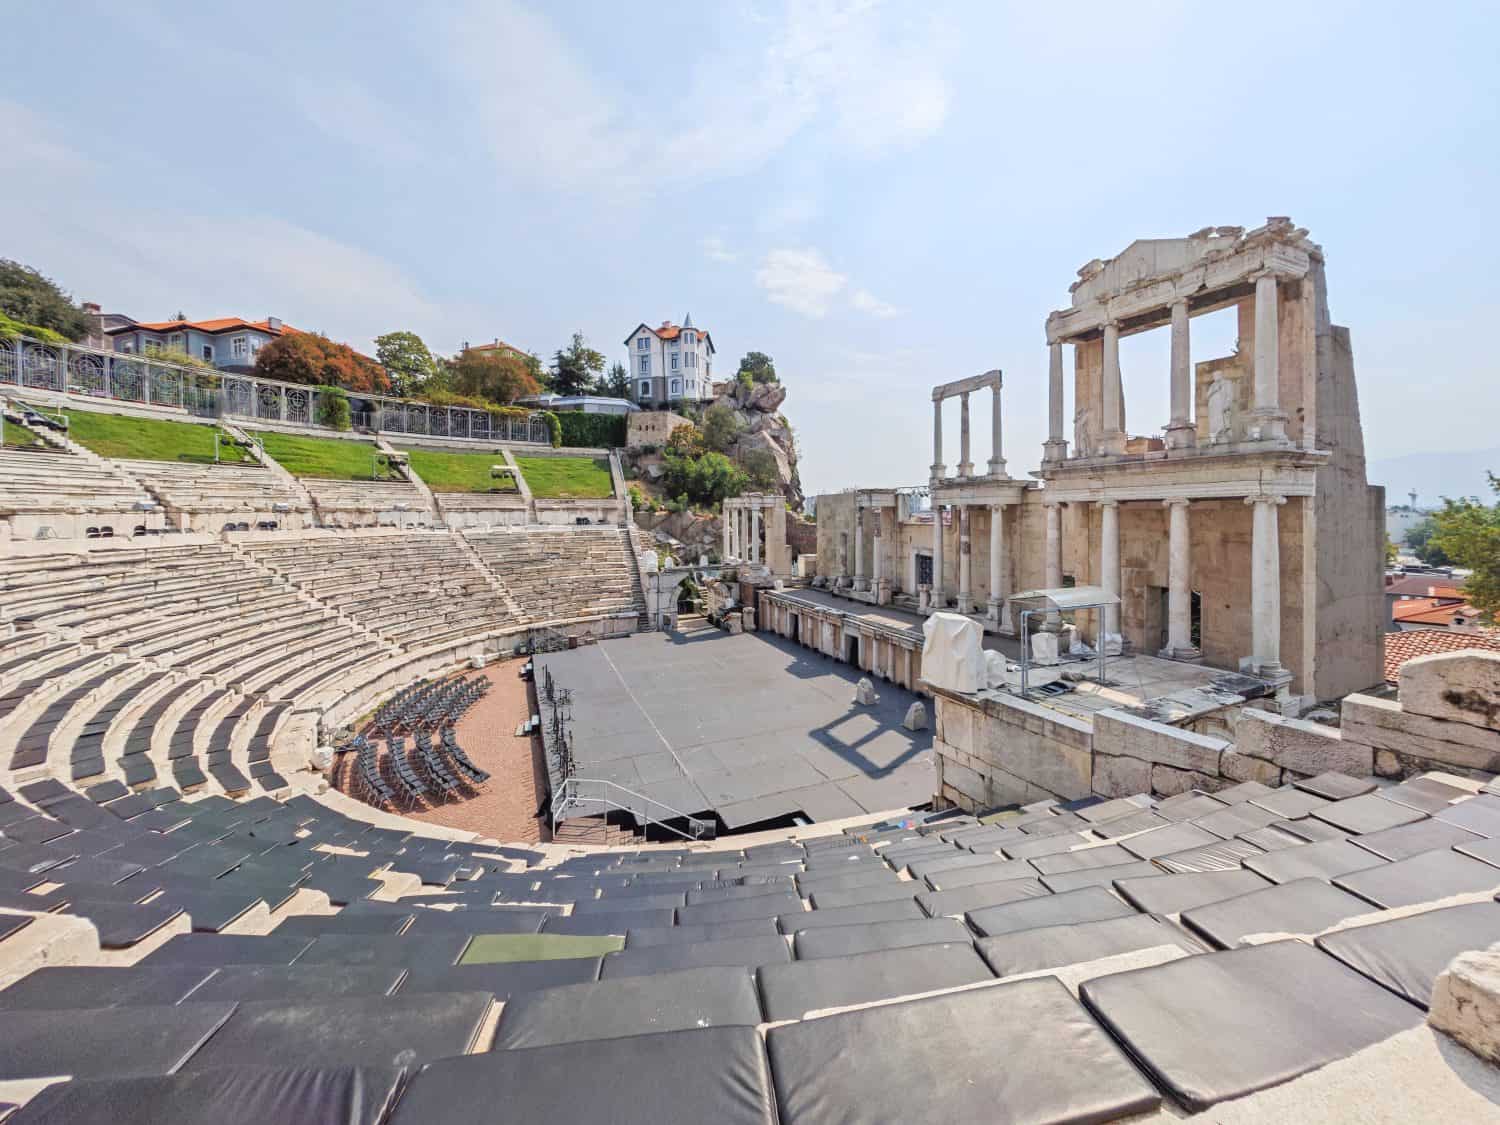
[1150,763,1222,798]
[1234,709,1372,776]
[855,677,877,706]
[1374,747,1402,777]
[903,702,929,732]
[1218,749,1282,786]
[725,615,743,635]
[1401,650,1500,732]
[1430,946,1500,1065]
[742,607,756,631]
[1093,709,1226,774]
[1092,752,1151,798]
[1031,631,1060,666]
[1341,693,1500,774]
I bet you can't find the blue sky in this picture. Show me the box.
[3,1,1496,497]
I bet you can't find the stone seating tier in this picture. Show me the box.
[0,447,146,514]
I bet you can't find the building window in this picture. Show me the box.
[670,352,679,370]
[684,331,693,345]
[670,378,681,396]
[167,332,184,351]
[117,339,135,354]
[637,336,649,351]
[687,379,695,392]
[639,380,651,397]
[232,336,249,360]
[638,355,649,375]
[201,345,213,361]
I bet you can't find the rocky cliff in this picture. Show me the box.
[715,379,803,508]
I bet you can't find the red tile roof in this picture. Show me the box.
[1385,574,1465,598]
[468,339,523,354]
[113,317,299,336]
[1384,629,1500,684]
[1392,597,1474,625]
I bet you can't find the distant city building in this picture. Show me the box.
[462,338,528,362]
[80,302,137,350]
[106,316,297,373]
[624,314,715,409]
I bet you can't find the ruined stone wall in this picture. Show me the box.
[814,492,856,579]
[1341,651,1500,780]
[627,410,694,449]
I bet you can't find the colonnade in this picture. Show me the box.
[721,499,762,564]
[927,501,1011,628]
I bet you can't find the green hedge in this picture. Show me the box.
[556,411,626,448]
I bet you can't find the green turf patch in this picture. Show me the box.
[2,418,42,448]
[406,448,521,493]
[252,430,382,480]
[460,933,624,964]
[513,455,614,499]
[60,409,251,464]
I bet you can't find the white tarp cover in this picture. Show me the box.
[922,612,985,694]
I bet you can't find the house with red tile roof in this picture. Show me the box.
[624,314,715,409]
[106,316,300,373]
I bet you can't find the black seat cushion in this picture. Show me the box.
[10,1064,406,1125]
[977,914,1200,977]
[600,936,791,980]
[758,942,992,1021]
[1080,940,1422,1112]
[0,1002,235,1080]
[0,965,212,1011]
[186,964,407,1003]
[1316,901,1500,1008]
[390,1027,776,1125]
[792,917,972,961]
[766,976,1159,1124]
[1180,877,1375,949]
[966,886,1132,938]
[1333,849,1500,909]
[1113,869,1270,916]
[396,957,601,999]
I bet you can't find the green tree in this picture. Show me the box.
[551,331,605,396]
[1431,474,1500,622]
[374,331,437,397]
[598,360,631,398]
[0,259,89,341]
[1404,517,1451,567]
[252,332,389,393]
[736,350,777,384]
[661,450,747,507]
[445,347,541,405]
[701,401,744,453]
[740,447,781,490]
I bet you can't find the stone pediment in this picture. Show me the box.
[1070,229,1242,307]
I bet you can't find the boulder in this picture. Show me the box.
[1430,946,1500,1064]
[749,381,787,413]
[903,702,929,731]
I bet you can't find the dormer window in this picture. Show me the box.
[637,336,649,351]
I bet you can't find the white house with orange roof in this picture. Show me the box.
[624,314,715,409]
[107,315,298,373]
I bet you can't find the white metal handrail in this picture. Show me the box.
[551,776,713,842]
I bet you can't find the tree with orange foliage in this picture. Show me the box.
[252,331,390,394]
[446,346,541,406]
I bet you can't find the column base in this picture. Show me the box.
[1041,439,1069,463]
[986,457,1007,477]
[1157,643,1202,662]
[1246,409,1288,443]
[956,595,975,615]
[917,585,931,612]
[1164,421,1197,450]
[875,578,892,606]
[853,577,870,591]
[1101,633,1124,656]
[1098,432,1127,455]
[987,597,1015,634]
[957,462,974,478]
[930,464,946,480]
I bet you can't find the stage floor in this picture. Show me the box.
[534,622,934,830]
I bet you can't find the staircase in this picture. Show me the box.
[625,528,653,632]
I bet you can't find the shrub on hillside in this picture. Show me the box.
[253,332,389,394]
[556,411,626,448]
[661,450,747,507]
[315,385,351,431]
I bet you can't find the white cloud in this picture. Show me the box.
[445,0,953,193]
[291,76,424,162]
[850,288,900,318]
[756,248,848,319]
[699,236,739,264]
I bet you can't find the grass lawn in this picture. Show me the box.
[61,409,251,464]
[2,418,42,448]
[253,430,382,480]
[514,455,614,499]
[406,448,520,493]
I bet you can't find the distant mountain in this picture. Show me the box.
[1368,447,1500,507]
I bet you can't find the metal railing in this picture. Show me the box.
[550,776,715,842]
[0,333,553,443]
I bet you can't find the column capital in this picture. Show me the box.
[1042,498,1062,509]
[1161,497,1192,509]
[1097,498,1120,509]
[1244,492,1287,507]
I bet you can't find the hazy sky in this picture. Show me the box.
[3,1,1496,496]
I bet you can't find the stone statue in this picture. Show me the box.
[1072,403,1092,457]
[1207,374,1234,444]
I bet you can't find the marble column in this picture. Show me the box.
[1165,299,1195,450]
[987,503,1009,629]
[987,384,1006,476]
[1252,274,1287,441]
[1043,342,1068,462]
[852,502,867,590]
[1099,499,1122,653]
[1161,499,1198,658]
[931,397,945,478]
[750,504,761,565]
[722,506,731,560]
[957,505,974,614]
[1246,492,1287,675]
[930,505,945,611]
[871,508,884,590]
[1100,322,1126,455]
[958,392,974,477]
[1044,502,1062,590]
